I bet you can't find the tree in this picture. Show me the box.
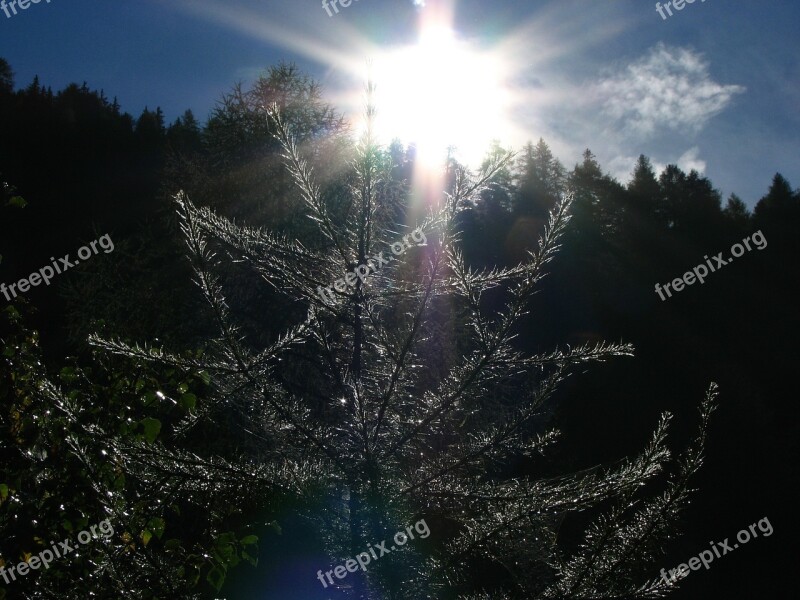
[176,63,348,232]
[26,75,41,96]
[627,155,661,225]
[754,173,797,222]
[678,170,723,240]
[86,101,717,598]
[0,57,13,94]
[135,106,166,148]
[722,193,751,233]
[653,164,723,240]
[458,141,515,267]
[0,304,249,600]
[568,149,625,240]
[204,62,344,168]
[166,109,203,155]
[478,141,515,212]
[657,164,686,230]
[513,139,565,218]
[753,173,800,263]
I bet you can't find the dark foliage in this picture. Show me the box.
[1,58,797,599]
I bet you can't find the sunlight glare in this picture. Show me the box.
[371,24,512,168]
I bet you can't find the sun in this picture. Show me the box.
[370,24,513,169]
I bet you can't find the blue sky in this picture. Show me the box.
[0,0,798,206]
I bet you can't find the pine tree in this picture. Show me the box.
[723,193,749,220]
[754,173,797,221]
[0,56,13,93]
[569,149,626,241]
[627,155,661,224]
[166,109,203,155]
[89,100,718,599]
[513,138,566,221]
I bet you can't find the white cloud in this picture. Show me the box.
[595,43,745,138]
[606,147,705,184]
[606,155,647,184]
[676,146,706,174]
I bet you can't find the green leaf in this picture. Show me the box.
[0,483,8,502]
[240,534,258,545]
[242,548,258,567]
[2,305,19,319]
[197,370,211,386]
[206,566,225,591]
[148,517,166,539]
[179,392,196,411]
[213,544,235,563]
[7,196,27,209]
[164,538,181,551]
[141,529,153,547]
[216,532,236,546]
[141,418,162,443]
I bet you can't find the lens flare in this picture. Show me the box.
[370,23,513,169]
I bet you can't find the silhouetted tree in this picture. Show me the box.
[87,102,718,599]
[513,138,565,220]
[722,193,751,233]
[166,109,203,155]
[0,57,13,93]
[754,173,798,223]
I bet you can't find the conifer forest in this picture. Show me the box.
[0,1,797,599]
